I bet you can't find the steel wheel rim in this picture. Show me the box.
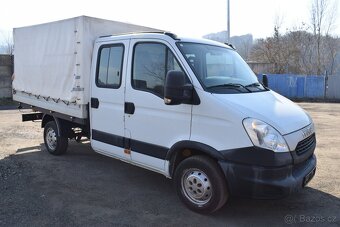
[46,127,57,151]
[181,168,212,206]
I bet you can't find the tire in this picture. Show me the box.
[174,155,229,214]
[43,121,68,155]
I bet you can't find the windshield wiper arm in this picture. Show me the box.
[245,82,268,91]
[245,82,261,87]
[207,83,251,92]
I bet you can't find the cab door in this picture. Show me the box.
[90,40,130,160]
[124,39,192,173]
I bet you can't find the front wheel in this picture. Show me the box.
[174,155,229,214]
[43,121,68,155]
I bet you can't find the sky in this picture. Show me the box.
[0,0,339,42]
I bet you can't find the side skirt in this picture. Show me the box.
[92,146,171,178]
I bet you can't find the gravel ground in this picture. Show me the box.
[0,103,339,226]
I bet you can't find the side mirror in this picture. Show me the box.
[262,74,268,87]
[164,70,187,105]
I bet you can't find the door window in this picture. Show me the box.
[132,43,185,97]
[96,45,124,88]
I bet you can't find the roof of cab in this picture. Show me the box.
[96,32,232,49]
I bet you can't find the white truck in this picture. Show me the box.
[13,16,317,213]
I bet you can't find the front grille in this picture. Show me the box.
[295,133,316,155]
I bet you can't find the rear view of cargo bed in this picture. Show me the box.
[12,16,160,118]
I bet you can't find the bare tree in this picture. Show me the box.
[310,0,338,74]
[251,22,298,74]
[250,0,340,76]
[0,31,14,55]
[324,35,340,75]
[250,27,340,75]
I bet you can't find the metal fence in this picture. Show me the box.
[326,75,340,99]
[257,74,340,100]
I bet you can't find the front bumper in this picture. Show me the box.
[218,154,316,199]
[218,123,317,199]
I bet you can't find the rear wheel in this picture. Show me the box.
[174,155,229,214]
[43,121,68,155]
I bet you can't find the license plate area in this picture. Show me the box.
[303,167,316,187]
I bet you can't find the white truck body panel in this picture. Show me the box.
[13,16,161,118]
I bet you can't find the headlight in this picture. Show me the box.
[243,118,289,152]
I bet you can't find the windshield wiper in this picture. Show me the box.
[207,83,251,92]
[245,82,261,87]
[245,82,268,91]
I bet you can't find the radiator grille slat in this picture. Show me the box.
[295,134,316,155]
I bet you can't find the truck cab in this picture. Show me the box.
[87,33,316,213]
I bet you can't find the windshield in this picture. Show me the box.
[177,42,266,93]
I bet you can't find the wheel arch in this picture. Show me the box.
[42,114,71,137]
[167,140,225,178]
[42,114,61,135]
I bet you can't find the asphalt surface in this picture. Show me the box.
[0,103,339,226]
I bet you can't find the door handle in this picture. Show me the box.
[91,97,99,109]
[125,102,135,114]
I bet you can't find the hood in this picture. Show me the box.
[213,91,311,135]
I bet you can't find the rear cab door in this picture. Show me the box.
[90,39,130,160]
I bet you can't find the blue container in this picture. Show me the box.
[257,74,325,99]
[305,75,325,98]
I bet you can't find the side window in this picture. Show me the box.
[96,44,124,88]
[132,43,186,97]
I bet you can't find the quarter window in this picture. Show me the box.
[96,45,124,88]
[132,43,185,97]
